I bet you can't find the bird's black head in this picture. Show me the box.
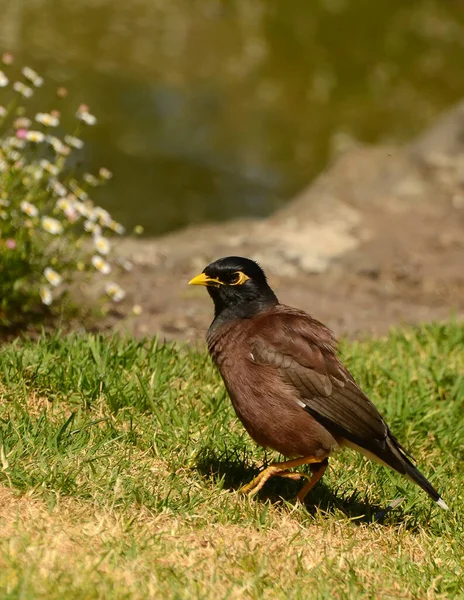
[189,256,278,324]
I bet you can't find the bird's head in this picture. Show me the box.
[189,256,278,321]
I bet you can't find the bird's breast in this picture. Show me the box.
[206,322,338,458]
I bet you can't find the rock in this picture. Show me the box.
[273,146,426,217]
[410,99,464,160]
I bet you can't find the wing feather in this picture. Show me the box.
[250,308,389,452]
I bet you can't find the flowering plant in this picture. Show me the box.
[0,54,129,330]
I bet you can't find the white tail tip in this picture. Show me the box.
[437,497,449,510]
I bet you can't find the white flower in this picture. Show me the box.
[0,71,8,87]
[84,221,101,236]
[94,207,111,225]
[46,135,70,155]
[109,220,125,235]
[105,282,126,302]
[76,109,97,126]
[13,81,33,98]
[73,200,86,216]
[22,66,43,87]
[56,197,72,211]
[91,255,111,274]
[35,112,59,127]
[20,201,39,217]
[83,173,99,187]
[94,235,110,255]
[41,216,63,235]
[44,267,63,287]
[0,106,7,117]
[8,137,26,149]
[8,150,21,162]
[77,203,96,220]
[40,286,53,305]
[69,181,88,200]
[49,179,67,197]
[25,130,45,143]
[64,206,78,222]
[64,135,84,149]
[22,66,37,80]
[99,167,112,180]
[39,159,59,175]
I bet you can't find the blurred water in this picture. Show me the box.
[1,0,464,234]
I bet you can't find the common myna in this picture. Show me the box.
[189,256,448,509]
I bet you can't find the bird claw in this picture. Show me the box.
[238,465,280,496]
[238,480,263,497]
[276,470,311,482]
[238,468,311,497]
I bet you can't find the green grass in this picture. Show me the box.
[0,322,463,599]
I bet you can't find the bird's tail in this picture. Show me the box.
[385,436,449,510]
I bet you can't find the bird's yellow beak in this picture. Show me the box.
[188,273,223,287]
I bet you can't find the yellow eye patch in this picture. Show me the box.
[229,271,250,286]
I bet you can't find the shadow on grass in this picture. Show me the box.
[195,447,404,525]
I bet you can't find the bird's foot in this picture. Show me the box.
[238,455,328,498]
[238,464,283,497]
[276,470,312,482]
[238,469,310,496]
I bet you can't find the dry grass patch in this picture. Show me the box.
[0,487,461,600]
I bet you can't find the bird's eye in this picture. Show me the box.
[228,271,250,286]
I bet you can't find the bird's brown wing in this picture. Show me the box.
[249,308,390,455]
[248,307,445,506]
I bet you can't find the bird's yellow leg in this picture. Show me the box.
[238,455,328,497]
[296,461,328,503]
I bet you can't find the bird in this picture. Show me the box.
[189,256,448,510]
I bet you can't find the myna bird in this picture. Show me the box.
[189,256,448,510]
